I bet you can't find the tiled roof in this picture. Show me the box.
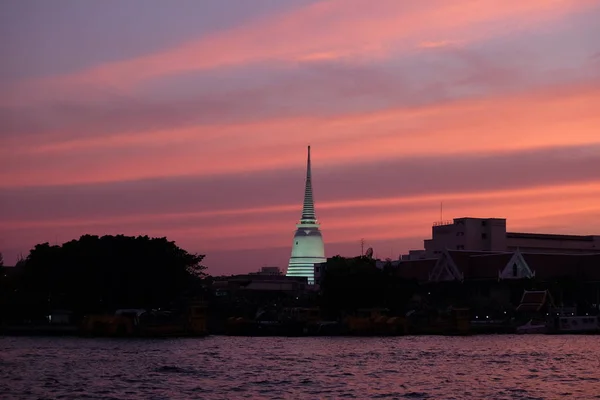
[444,251,600,282]
[578,254,600,281]
[522,253,600,280]
[394,259,437,282]
[468,253,514,279]
[445,250,509,280]
[507,232,599,242]
[424,250,600,283]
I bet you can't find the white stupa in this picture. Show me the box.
[286,146,326,284]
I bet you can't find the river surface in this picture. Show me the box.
[1,335,599,399]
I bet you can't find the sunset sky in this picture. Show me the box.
[1,0,600,274]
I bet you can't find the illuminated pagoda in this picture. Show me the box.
[286,146,326,284]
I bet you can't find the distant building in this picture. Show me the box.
[213,274,308,296]
[313,261,327,287]
[401,250,427,261]
[506,232,600,254]
[418,217,600,258]
[286,146,326,284]
[250,266,283,276]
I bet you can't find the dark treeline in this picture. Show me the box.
[0,235,207,324]
[320,256,419,317]
[4,237,597,331]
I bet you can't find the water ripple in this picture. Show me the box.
[1,335,600,399]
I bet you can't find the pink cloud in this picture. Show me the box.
[3,0,596,106]
[1,0,599,274]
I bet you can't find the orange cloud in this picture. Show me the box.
[2,82,600,188]
[4,180,599,238]
[3,178,598,271]
[198,182,600,251]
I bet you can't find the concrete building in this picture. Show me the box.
[286,146,326,284]
[421,217,600,258]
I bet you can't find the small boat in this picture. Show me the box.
[516,319,547,334]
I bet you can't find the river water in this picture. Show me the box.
[1,335,599,399]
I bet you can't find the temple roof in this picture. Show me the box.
[395,259,437,282]
[428,250,600,283]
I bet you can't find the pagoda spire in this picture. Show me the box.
[287,145,325,284]
[301,145,316,221]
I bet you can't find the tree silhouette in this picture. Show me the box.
[7,235,207,321]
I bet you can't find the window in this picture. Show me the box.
[456,245,464,250]
[512,263,518,277]
[481,220,487,226]
[456,232,464,236]
[481,233,487,239]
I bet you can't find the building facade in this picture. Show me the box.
[506,232,600,254]
[286,146,326,284]
[422,217,600,258]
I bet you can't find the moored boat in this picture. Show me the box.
[547,314,599,334]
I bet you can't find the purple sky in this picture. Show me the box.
[1,0,600,274]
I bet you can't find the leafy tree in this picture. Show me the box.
[7,235,207,321]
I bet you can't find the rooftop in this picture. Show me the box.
[507,232,599,242]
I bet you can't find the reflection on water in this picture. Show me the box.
[1,335,600,399]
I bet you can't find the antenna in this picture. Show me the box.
[433,202,451,227]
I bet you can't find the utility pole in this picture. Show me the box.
[360,238,365,257]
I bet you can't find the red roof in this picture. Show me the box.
[522,253,600,281]
[445,250,509,280]
[468,253,514,279]
[445,251,600,282]
[578,254,600,281]
[411,250,600,283]
[394,259,437,282]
